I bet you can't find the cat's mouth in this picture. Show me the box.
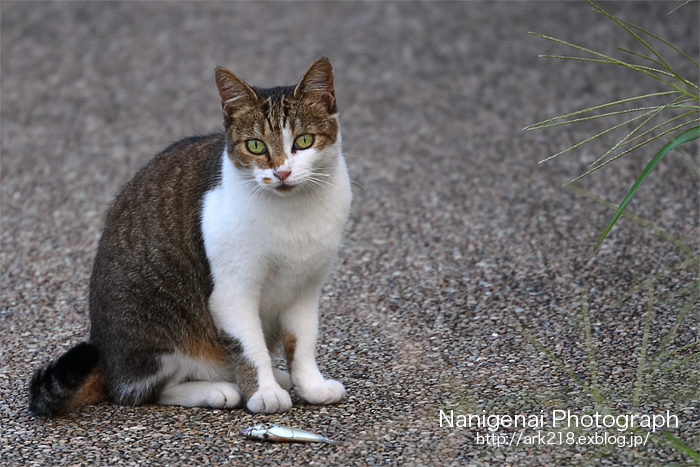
[275,183,295,193]
[260,176,295,194]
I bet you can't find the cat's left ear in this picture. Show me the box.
[294,57,337,115]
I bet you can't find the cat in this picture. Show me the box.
[29,57,352,417]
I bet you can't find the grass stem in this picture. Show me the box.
[633,282,655,409]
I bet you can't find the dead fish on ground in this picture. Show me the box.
[240,423,339,444]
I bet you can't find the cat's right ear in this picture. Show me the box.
[215,67,258,117]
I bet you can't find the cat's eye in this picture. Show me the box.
[293,134,314,150]
[246,139,267,155]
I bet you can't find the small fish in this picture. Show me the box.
[240,423,338,444]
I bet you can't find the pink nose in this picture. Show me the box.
[275,170,291,182]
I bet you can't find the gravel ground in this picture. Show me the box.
[1,2,698,466]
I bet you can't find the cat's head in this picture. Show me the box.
[215,57,340,195]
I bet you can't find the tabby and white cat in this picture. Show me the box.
[29,57,351,416]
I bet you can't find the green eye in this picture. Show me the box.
[246,139,267,154]
[293,134,314,150]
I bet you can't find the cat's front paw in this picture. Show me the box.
[246,386,292,413]
[296,379,346,405]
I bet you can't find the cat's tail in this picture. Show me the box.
[29,342,108,417]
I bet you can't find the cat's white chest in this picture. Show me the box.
[201,150,351,317]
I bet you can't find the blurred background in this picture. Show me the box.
[2,2,698,465]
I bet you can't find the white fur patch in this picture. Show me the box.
[200,133,351,413]
[281,124,294,155]
[159,381,241,408]
[117,351,229,403]
[159,351,228,384]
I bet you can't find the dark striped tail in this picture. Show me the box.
[29,342,106,417]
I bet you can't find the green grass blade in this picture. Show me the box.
[662,432,700,463]
[529,106,663,131]
[566,184,694,255]
[660,340,700,360]
[529,32,622,63]
[617,47,668,70]
[532,28,696,96]
[650,291,699,379]
[587,0,700,93]
[585,113,698,173]
[584,95,692,169]
[660,349,700,376]
[570,117,700,180]
[524,91,679,130]
[538,53,680,83]
[677,146,700,175]
[669,1,695,16]
[613,117,700,156]
[616,256,698,304]
[617,47,699,93]
[614,1,700,70]
[633,282,655,408]
[620,110,700,148]
[587,1,672,70]
[512,320,581,383]
[595,125,700,249]
[538,109,659,164]
[581,290,602,404]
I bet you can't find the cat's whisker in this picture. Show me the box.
[311,169,337,177]
[309,180,331,191]
[350,180,366,192]
[313,165,364,193]
[312,163,340,170]
[304,177,333,191]
[241,182,266,211]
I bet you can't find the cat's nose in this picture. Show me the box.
[274,169,291,182]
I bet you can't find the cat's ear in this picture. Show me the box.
[215,67,258,117]
[294,57,337,115]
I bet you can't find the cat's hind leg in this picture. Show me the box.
[154,350,242,409]
[273,368,292,390]
[159,381,241,408]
